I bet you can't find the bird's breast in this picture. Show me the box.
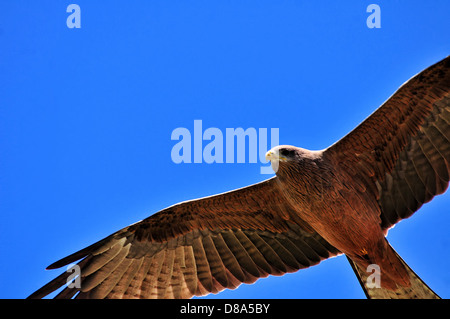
[278,169,383,255]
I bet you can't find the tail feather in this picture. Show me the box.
[347,244,440,299]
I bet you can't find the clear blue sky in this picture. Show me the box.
[1,1,449,299]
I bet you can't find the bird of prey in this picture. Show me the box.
[29,56,449,299]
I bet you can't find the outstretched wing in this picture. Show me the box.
[325,56,450,229]
[29,177,339,299]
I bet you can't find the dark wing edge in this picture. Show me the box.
[325,55,450,230]
[28,177,339,299]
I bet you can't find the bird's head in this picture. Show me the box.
[265,145,323,175]
[265,145,298,162]
[265,145,301,173]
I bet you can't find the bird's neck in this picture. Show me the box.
[276,156,333,205]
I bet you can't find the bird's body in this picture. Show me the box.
[29,56,450,299]
[269,147,409,290]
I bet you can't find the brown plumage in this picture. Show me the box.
[29,56,450,299]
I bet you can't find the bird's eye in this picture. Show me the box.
[281,149,290,157]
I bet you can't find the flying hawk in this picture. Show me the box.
[29,56,450,299]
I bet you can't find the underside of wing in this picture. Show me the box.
[29,177,339,299]
[325,56,450,230]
